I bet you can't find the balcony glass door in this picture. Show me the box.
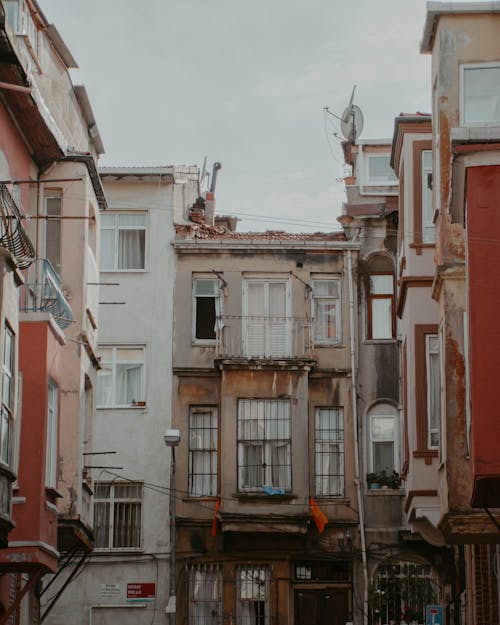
[244,280,289,357]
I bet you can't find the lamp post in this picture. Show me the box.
[164,429,181,625]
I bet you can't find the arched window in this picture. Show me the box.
[370,559,439,625]
[365,255,395,340]
[368,403,399,474]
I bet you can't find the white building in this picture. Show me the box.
[46,166,199,625]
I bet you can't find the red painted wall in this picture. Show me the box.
[467,164,500,507]
[6,321,62,571]
[0,100,32,208]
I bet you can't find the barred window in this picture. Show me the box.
[315,408,344,497]
[94,481,143,550]
[188,564,222,625]
[237,399,290,492]
[237,566,270,625]
[189,407,218,497]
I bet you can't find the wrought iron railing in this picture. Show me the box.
[216,315,314,359]
[20,259,73,330]
[0,184,35,269]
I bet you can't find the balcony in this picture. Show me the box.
[216,315,314,361]
[20,259,73,330]
[0,184,35,269]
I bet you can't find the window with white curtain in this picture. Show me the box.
[315,408,344,497]
[461,63,500,125]
[312,278,341,344]
[96,346,144,407]
[94,481,143,550]
[189,407,218,497]
[100,213,146,271]
[243,278,290,357]
[238,399,290,492]
[188,564,222,625]
[46,380,58,488]
[369,404,399,474]
[237,566,270,625]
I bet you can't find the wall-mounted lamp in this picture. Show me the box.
[337,529,353,552]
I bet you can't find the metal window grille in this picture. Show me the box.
[188,564,223,625]
[94,481,143,550]
[236,566,270,625]
[189,407,218,497]
[370,560,438,625]
[315,408,344,497]
[237,399,291,492]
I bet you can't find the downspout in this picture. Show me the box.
[347,232,369,625]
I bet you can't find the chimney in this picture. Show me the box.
[204,191,215,226]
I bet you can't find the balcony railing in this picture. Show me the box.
[0,184,35,269]
[216,315,314,360]
[20,259,73,330]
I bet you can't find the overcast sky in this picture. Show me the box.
[40,1,438,231]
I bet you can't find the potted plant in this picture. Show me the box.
[366,472,382,489]
[367,470,401,490]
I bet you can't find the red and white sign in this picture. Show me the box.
[127,583,156,600]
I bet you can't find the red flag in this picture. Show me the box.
[211,496,221,537]
[309,497,328,533]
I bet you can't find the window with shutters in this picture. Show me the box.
[94,481,143,550]
[238,399,291,493]
[243,277,290,357]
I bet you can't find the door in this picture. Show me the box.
[294,589,349,625]
[243,279,289,357]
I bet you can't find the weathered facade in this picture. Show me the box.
[172,224,363,625]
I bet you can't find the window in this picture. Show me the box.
[415,324,440,456]
[238,399,290,492]
[96,346,144,407]
[243,278,290,357]
[312,278,341,344]
[426,335,440,449]
[367,274,394,340]
[461,63,500,126]
[4,1,38,51]
[365,153,397,185]
[46,380,58,488]
[189,407,218,497]
[44,194,61,274]
[94,481,143,550]
[188,564,222,625]
[315,408,344,497]
[100,213,146,271]
[421,150,434,243]
[370,560,438,625]
[369,404,398,474]
[192,276,220,343]
[237,566,270,625]
[1,325,14,464]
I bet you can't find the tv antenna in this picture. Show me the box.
[324,85,364,142]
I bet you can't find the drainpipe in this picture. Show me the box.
[347,233,369,625]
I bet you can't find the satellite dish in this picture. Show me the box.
[340,104,364,142]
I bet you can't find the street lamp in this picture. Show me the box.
[164,429,180,625]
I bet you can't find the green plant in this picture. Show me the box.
[366,470,401,489]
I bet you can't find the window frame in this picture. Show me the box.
[368,404,399,474]
[242,276,291,358]
[237,398,291,493]
[188,406,218,498]
[188,564,223,625]
[1,323,15,465]
[94,481,143,551]
[460,62,500,127]
[44,192,62,275]
[362,152,398,187]
[192,275,221,346]
[412,140,434,253]
[45,379,58,489]
[314,407,344,498]
[425,334,441,451]
[100,211,147,272]
[414,324,440,461]
[96,345,145,409]
[366,272,395,341]
[311,277,342,346]
[236,565,271,625]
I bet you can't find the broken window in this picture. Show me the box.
[193,276,220,343]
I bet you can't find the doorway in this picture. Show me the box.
[294,588,349,625]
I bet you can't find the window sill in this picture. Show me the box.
[93,547,144,554]
[234,492,296,502]
[45,486,63,500]
[100,269,147,273]
[313,342,344,348]
[366,488,404,495]
[192,341,217,347]
[96,405,147,410]
[363,338,397,345]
